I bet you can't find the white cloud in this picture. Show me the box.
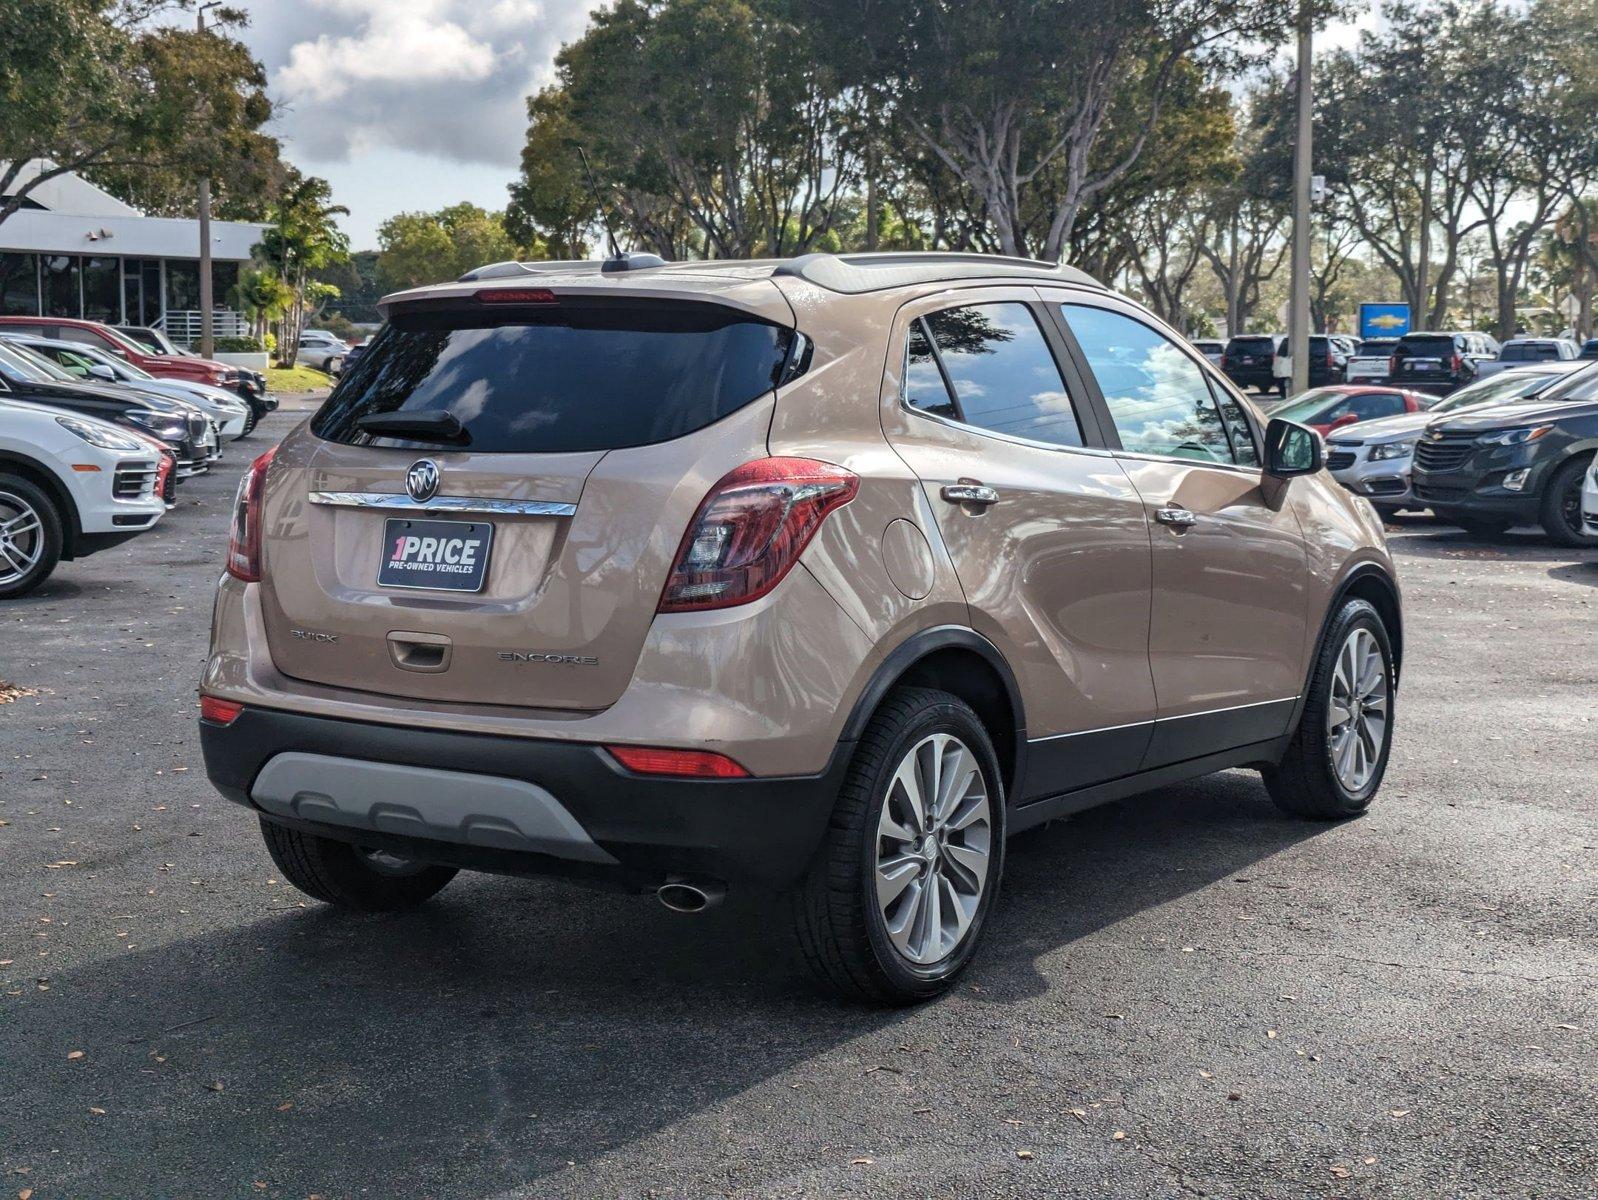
[277,6,498,104]
[254,0,600,167]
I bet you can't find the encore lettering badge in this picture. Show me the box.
[378,518,493,592]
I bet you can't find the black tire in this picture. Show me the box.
[259,819,457,911]
[0,472,64,600]
[1455,516,1510,538]
[1374,504,1402,522]
[1538,454,1597,548]
[1264,598,1395,820]
[791,686,1006,1004]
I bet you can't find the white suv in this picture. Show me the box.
[0,398,168,598]
[297,330,350,374]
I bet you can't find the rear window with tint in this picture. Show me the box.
[1356,340,1396,356]
[1226,337,1276,354]
[312,301,793,453]
[1396,336,1457,358]
[1501,343,1560,362]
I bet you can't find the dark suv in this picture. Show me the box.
[1221,334,1279,393]
[1389,331,1497,394]
[1293,334,1351,391]
[1411,364,1598,545]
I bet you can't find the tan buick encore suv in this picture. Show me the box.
[200,252,1401,1002]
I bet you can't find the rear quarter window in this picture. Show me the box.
[312,300,793,454]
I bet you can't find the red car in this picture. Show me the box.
[1268,384,1435,436]
[0,315,252,398]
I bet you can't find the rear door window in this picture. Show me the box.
[903,303,1085,448]
[1063,304,1243,465]
[1345,391,1407,419]
[312,301,793,453]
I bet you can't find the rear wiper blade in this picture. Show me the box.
[355,411,470,445]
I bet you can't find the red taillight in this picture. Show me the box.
[658,457,859,612]
[1325,349,1334,367]
[199,695,243,726]
[607,745,750,778]
[226,446,277,582]
[476,288,556,304]
[1389,355,1399,374]
[154,454,173,498]
[1452,353,1463,372]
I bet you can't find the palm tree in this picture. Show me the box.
[257,174,350,367]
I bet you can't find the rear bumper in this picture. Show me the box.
[200,706,849,892]
[1223,366,1274,389]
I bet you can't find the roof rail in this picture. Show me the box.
[773,251,1101,294]
[458,252,669,283]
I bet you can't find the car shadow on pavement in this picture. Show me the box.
[1546,560,1598,587]
[4,771,1325,1196]
[1383,521,1588,561]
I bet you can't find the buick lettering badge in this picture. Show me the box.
[406,459,440,503]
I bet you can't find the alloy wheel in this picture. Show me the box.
[875,733,993,965]
[1559,476,1583,537]
[1327,627,1388,794]
[0,490,45,586]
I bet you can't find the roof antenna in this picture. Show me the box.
[576,146,623,262]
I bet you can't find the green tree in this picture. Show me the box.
[804,0,1338,262]
[233,266,293,345]
[376,204,523,292]
[508,0,861,259]
[0,1,280,225]
[257,175,350,367]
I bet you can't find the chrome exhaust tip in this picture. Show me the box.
[656,876,726,914]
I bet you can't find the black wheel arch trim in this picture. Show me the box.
[838,624,1028,796]
[0,450,81,559]
[1286,561,1402,736]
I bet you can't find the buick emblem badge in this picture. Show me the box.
[406,459,440,503]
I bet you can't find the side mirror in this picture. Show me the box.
[88,364,117,381]
[1264,418,1323,478]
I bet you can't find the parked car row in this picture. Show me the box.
[0,315,273,430]
[1219,329,1542,399]
[0,317,280,597]
[1301,360,1598,546]
[1220,333,1358,397]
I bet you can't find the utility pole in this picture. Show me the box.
[196,2,222,359]
[1289,5,1313,395]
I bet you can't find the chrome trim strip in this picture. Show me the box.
[899,400,1120,460]
[1158,696,1299,721]
[308,491,578,517]
[1028,718,1152,745]
[1027,696,1298,744]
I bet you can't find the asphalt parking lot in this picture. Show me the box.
[2,409,1595,1200]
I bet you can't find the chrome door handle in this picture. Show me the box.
[942,482,1000,507]
[1155,506,1198,528]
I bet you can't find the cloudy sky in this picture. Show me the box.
[234,1,1376,250]
[234,0,602,247]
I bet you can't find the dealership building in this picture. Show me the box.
[0,160,266,340]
